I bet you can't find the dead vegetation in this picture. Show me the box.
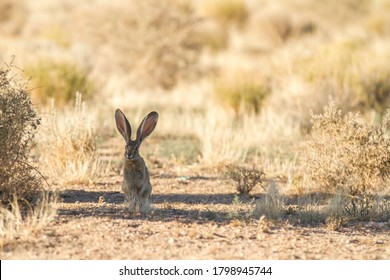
[0,62,42,204]
[305,100,390,220]
[0,62,57,250]
[0,192,57,249]
[226,164,265,195]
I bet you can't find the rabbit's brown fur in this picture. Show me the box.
[115,109,158,213]
[123,157,152,212]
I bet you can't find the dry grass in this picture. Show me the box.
[0,192,57,249]
[213,74,271,115]
[26,60,93,107]
[305,100,390,220]
[301,39,390,114]
[36,93,107,185]
[253,182,284,221]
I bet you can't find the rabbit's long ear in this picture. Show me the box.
[136,111,159,142]
[115,109,132,142]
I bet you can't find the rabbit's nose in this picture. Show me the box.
[126,150,138,160]
[125,151,132,159]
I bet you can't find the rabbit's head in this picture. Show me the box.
[115,109,159,161]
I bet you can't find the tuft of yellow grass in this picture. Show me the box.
[253,181,284,221]
[26,60,93,108]
[36,93,107,185]
[0,192,57,249]
[213,75,271,115]
[197,0,248,26]
[301,39,390,114]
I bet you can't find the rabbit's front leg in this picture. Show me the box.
[139,186,152,214]
[123,181,136,211]
[128,187,137,212]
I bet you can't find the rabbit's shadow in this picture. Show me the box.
[57,189,250,223]
[60,189,249,205]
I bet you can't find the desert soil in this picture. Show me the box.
[1,166,390,260]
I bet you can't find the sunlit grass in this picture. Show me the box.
[0,192,57,249]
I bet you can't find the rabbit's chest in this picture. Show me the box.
[124,161,146,188]
[130,168,144,184]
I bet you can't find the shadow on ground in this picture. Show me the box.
[59,189,249,205]
[57,189,351,224]
[58,189,251,224]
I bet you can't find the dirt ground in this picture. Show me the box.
[1,166,389,260]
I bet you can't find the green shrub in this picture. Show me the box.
[305,100,390,220]
[26,60,93,107]
[0,62,42,204]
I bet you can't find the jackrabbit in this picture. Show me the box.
[114,109,159,213]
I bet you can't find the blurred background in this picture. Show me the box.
[1,0,390,185]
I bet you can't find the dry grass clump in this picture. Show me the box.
[361,64,390,115]
[325,192,390,227]
[297,198,325,225]
[0,63,42,204]
[213,75,271,115]
[226,165,265,195]
[198,0,248,26]
[305,100,390,220]
[0,192,57,249]
[197,107,250,164]
[26,60,93,107]
[0,0,27,36]
[154,135,201,165]
[36,93,102,184]
[253,182,284,221]
[78,0,202,90]
[302,40,390,114]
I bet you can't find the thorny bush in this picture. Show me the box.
[0,62,42,204]
[306,100,390,219]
